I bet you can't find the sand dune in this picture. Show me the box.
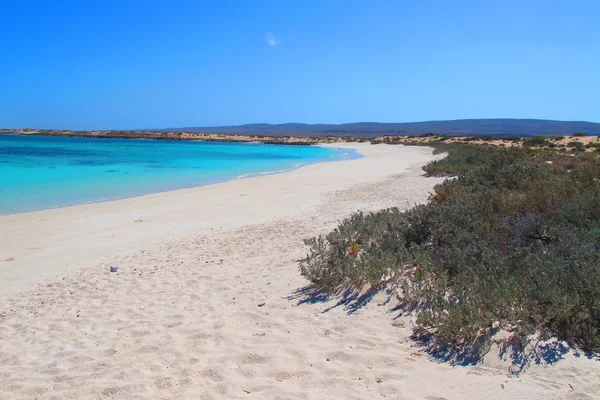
[1,144,598,399]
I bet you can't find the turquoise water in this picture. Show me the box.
[0,135,360,215]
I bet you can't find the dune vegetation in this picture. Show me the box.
[300,143,600,353]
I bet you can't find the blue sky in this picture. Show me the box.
[1,0,598,130]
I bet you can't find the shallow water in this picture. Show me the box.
[0,135,360,214]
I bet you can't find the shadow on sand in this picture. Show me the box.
[285,283,396,315]
[286,284,598,375]
[410,323,598,375]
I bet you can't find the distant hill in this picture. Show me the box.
[158,119,600,137]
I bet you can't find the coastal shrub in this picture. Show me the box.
[572,132,589,137]
[422,143,501,175]
[551,136,565,141]
[567,141,585,151]
[300,144,600,352]
[523,136,551,147]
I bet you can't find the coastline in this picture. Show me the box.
[0,143,435,298]
[0,130,352,145]
[4,130,599,152]
[1,142,598,399]
[0,137,361,216]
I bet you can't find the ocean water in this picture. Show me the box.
[0,135,360,215]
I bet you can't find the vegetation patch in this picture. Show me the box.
[523,136,551,147]
[300,143,600,355]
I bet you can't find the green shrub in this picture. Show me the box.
[300,145,600,352]
[523,136,551,147]
[572,133,589,137]
[422,143,498,176]
[567,141,584,148]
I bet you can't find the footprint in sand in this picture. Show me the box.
[4,257,16,262]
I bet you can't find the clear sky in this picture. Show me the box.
[1,0,598,130]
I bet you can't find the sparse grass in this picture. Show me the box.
[501,136,522,142]
[586,143,600,151]
[300,143,600,352]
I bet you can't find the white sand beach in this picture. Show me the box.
[1,143,598,399]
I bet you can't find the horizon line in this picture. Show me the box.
[3,117,600,132]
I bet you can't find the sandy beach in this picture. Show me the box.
[1,143,598,399]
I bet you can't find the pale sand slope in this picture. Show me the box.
[0,143,434,297]
[0,144,598,399]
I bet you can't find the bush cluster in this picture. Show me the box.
[423,143,498,175]
[300,144,600,352]
[523,136,552,147]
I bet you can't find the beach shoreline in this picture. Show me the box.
[0,143,436,298]
[0,135,359,216]
[2,142,598,399]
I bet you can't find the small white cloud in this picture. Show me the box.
[265,32,281,47]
